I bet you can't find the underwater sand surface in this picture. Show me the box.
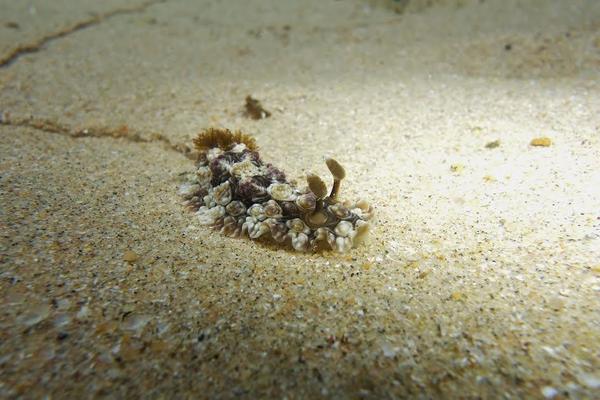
[1,0,599,398]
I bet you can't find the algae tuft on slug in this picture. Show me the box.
[179,128,373,253]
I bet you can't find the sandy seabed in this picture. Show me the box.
[1,0,599,398]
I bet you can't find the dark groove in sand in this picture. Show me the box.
[0,114,194,158]
[0,0,167,68]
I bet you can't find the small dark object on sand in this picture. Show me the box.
[244,95,271,120]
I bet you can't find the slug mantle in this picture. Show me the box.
[178,128,373,253]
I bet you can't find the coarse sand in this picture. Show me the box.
[1,0,599,398]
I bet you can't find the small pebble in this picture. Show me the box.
[450,292,465,301]
[21,304,51,327]
[53,313,71,328]
[485,140,500,149]
[541,386,558,398]
[578,372,600,389]
[547,297,565,311]
[381,341,398,358]
[530,137,552,147]
[123,250,139,263]
[122,314,151,333]
[76,305,90,320]
[450,164,464,173]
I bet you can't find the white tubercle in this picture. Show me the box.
[197,205,225,225]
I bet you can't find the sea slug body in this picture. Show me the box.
[179,128,373,253]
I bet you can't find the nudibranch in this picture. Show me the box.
[178,128,373,252]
